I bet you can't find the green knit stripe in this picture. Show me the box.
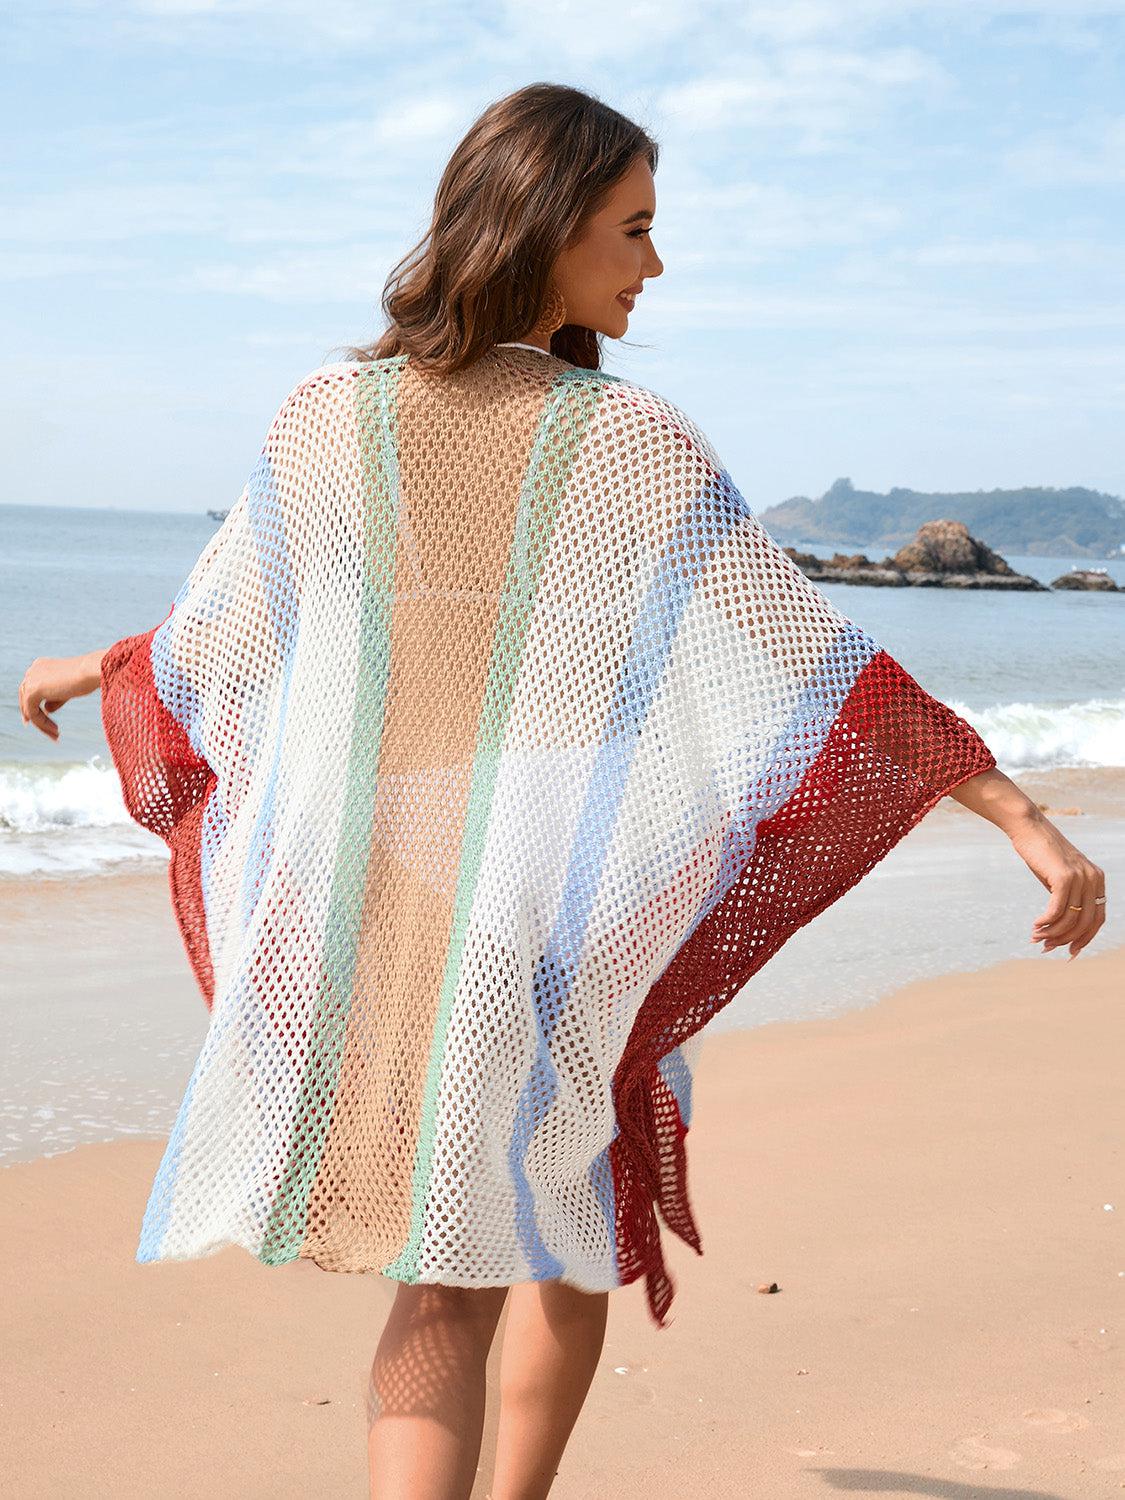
[259,356,407,1264]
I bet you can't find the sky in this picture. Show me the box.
[2,0,1123,515]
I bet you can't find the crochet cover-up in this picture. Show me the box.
[100,342,996,1327]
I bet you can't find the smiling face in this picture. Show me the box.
[546,154,663,343]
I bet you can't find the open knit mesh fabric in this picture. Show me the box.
[100,343,997,1327]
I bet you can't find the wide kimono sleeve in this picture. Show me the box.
[600,385,999,1326]
[98,375,317,1009]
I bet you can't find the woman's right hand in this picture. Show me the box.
[18,650,105,741]
[1007,807,1107,961]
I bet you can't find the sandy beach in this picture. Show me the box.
[2,871,1122,1496]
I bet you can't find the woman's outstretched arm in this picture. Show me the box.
[946,762,1040,833]
[947,766,1106,960]
[17,647,108,740]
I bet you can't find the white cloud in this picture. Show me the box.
[656,46,951,148]
[178,243,398,302]
[496,0,705,60]
[646,288,1125,337]
[0,183,223,244]
[1002,113,1125,184]
[77,0,1125,50]
[283,95,472,179]
[651,178,905,259]
[911,239,1044,267]
[0,179,406,258]
[134,0,227,12]
[0,249,148,281]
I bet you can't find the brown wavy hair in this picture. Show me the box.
[330,83,659,375]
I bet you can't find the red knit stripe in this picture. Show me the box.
[611,647,996,1326]
[100,610,218,1009]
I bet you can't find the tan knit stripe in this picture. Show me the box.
[305,351,562,1271]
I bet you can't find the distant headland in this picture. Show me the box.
[759,476,1125,561]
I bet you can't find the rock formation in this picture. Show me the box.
[783,519,1047,590]
[1050,568,1121,591]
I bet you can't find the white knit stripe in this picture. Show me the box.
[413,741,605,1285]
[420,384,675,1278]
[572,513,845,1061]
[410,376,617,1284]
[155,372,370,1257]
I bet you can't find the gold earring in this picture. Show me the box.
[531,285,567,336]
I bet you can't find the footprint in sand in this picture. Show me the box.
[1022,1407,1092,1434]
[949,1435,1022,1471]
[1067,1328,1116,1354]
[609,1362,656,1408]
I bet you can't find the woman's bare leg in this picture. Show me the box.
[490,1280,609,1500]
[367,1282,509,1500]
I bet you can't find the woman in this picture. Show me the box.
[18,82,1106,1500]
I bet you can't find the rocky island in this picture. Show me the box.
[782,519,1120,592]
[1049,567,1121,591]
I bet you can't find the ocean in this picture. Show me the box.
[2,500,1122,880]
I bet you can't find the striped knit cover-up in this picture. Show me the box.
[99,343,997,1328]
